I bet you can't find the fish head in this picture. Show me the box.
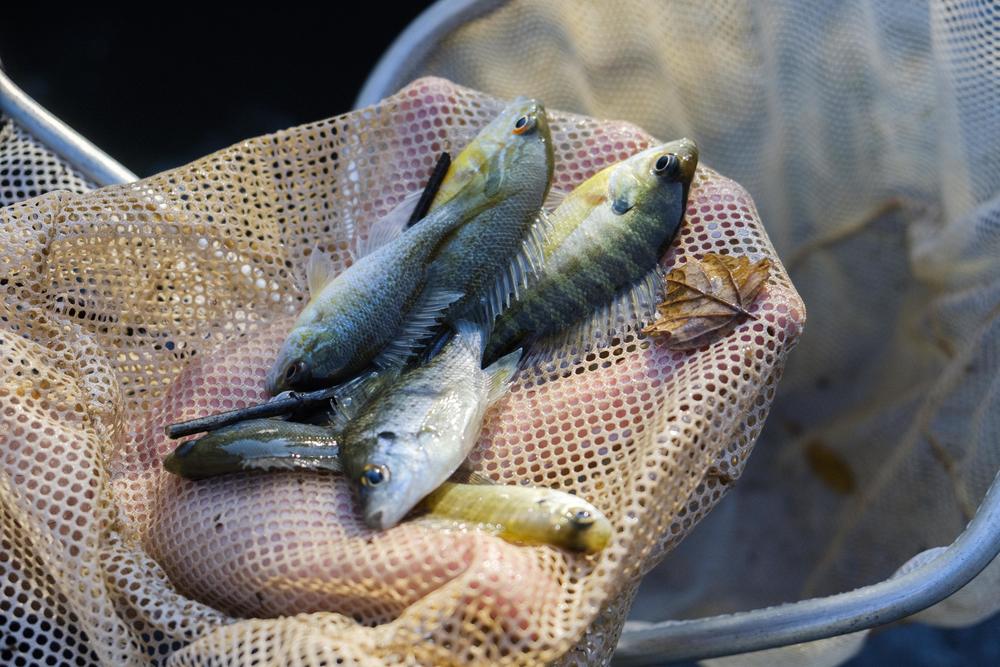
[352,428,434,530]
[266,320,354,394]
[162,438,197,476]
[562,505,614,554]
[434,97,554,205]
[607,138,699,219]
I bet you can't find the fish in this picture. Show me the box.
[162,419,340,481]
[266,99,551,395]
[483,138,699,364]
[335,320,522,530]
[161,418,610,553]
[425,97,555,324]
[419,481,612,554]
[265,191,481,395]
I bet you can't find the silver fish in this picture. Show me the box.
[335,321,522,529]
[266,100,551,395]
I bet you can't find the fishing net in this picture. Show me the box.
[366,0,1000,657]
[0,78,803,665]
[0,118,96,207]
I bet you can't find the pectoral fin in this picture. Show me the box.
[306,249,339,297]
[355,189,423,258]
[485,347,523,405]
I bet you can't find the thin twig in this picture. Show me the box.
[165,387,340,439]
[407,152,451,226]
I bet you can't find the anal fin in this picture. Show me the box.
[528,269,664,363]
[485,348,522,405]
[447,469,496,486]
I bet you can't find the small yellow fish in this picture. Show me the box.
[420,481,612,554]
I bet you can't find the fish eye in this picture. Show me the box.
[360,463,389,487]
[285,360,305,382]
[512,114,536,135]
[377,431,396,441]
[653,153,680,177]
[568,508,596,526]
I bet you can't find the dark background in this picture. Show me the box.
[2,9,998,667]
[0,7,430,177]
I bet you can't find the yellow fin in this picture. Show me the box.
[306,249,338,296]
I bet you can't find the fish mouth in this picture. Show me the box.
[162,452,179,475]
[364,500,409,530]
[265,357,290,396]
[666,137,699,186]
[366,510,385,530]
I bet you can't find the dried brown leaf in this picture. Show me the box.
[643,253,771,349]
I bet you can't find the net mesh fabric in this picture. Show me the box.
[387,0,1000,634]
[0,78,802,665]
[0,118,97,207]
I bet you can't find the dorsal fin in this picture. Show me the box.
[306,249,338,296]
[479,209,553,323]
[354,189,423,258]
[543,186,569,212]
[372,287,463,371]
[526,268,664,363]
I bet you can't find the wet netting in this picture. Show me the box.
[376,0,1000,651]
[0,79,803,665]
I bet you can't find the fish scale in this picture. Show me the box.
[484,138,699,364]
[266,98,553,394]
[336,321,521,530]
[426,98,554,324]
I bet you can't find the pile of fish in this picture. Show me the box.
[163,98,698,555]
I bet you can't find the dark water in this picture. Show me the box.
[2,9,997,666]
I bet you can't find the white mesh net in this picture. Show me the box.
[0,118,96,207]
[378,0,1000,642]
[0,79,802,665]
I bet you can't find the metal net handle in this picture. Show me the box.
[0,68,137,185]
[611,469,1000,665]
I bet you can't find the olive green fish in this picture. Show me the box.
[335,321,522,530]
[266,99,551,395]
[424,97,555,323]
[163,419,339,481]
[266,190,485,394]
[420,481,612,554]
[483,139,699,364]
